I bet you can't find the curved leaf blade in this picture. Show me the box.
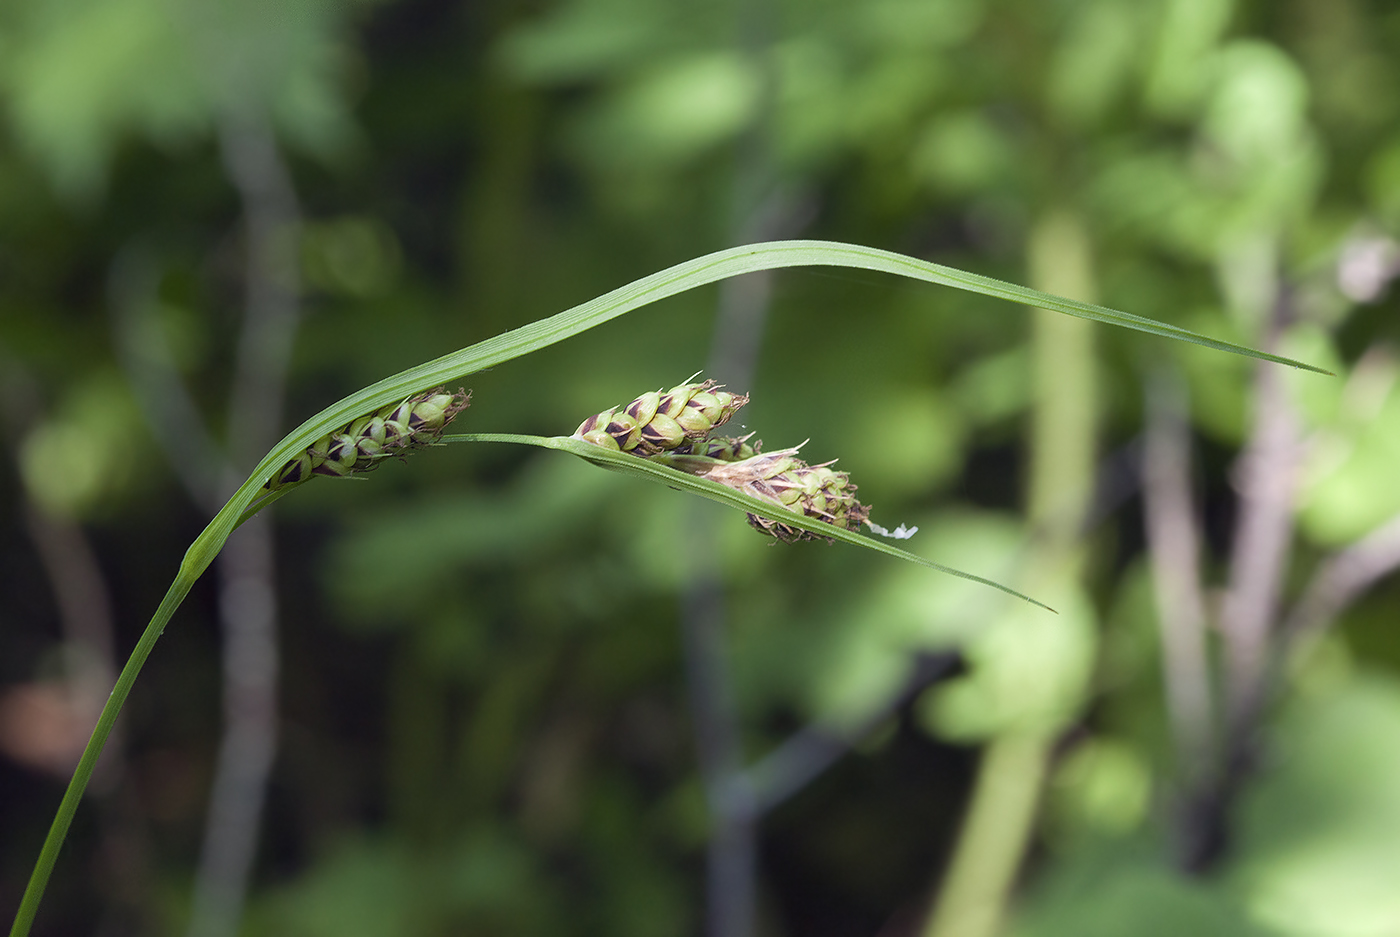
[221,239,1326,571]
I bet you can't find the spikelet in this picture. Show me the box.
[573,379,748,455]
[264,387,470,490]
[692,446,870,543]
[571,379,872,543]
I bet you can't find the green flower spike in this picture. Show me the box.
[265,387,470,491]
[573,379,748,454]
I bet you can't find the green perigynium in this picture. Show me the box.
[674,432,761,461]
[266,387,471,489]
[575,380,871,542]
[573,379,748,454]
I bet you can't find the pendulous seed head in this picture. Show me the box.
[263,387,470,491]
[699,447,870,543]
[573,379,747,455]
[570,379,875,544]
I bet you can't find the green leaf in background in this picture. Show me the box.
[1008,844,1272,937]
[1297,356,1400,546]
[1233,671,1400,937]
[2,0,356,198]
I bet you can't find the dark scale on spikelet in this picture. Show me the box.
[571,379,873,543]
[265,387,470,491]
[701,448,870,543]
[673,433,761,461]
[573,379,748,455]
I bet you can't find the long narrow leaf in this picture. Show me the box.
[447,433,1054,611]
[229,238,1325,569]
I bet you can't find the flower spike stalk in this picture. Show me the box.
[265,388,471,490]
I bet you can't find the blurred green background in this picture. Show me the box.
[4,0,1400,935]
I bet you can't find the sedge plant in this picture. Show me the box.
[7,239,1327,937]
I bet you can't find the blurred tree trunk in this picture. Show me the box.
[925,210,1098,937]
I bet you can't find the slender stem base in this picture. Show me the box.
[10,579,193,937]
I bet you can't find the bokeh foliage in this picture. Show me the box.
[4,0,1400,935]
